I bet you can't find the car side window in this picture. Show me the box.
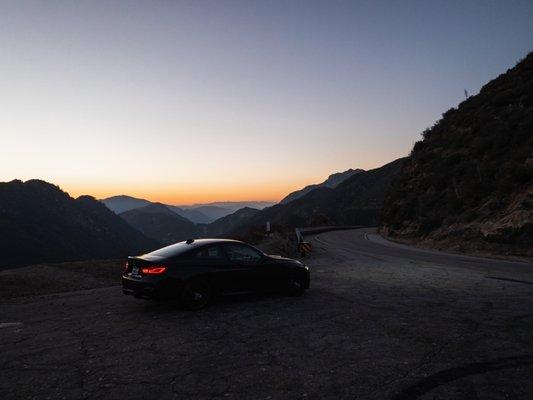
[225,244,263,264]
[193,245,224,260]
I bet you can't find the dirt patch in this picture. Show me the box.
[0,259,122,299]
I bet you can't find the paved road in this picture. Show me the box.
[1,228,532,399]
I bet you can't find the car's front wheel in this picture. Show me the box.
[181,279,212,310]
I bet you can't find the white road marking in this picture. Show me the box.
[0,322,23,329]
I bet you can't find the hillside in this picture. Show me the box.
[381,53,533,257]
[280,168,364,204]
[206,207,260,237]
[230,158,405,236]
[120,203,200,244]
[0,180,158,267]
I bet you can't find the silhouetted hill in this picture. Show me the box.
[120,203,200,244]
[181,201,276,212]
[206,207,260,237]
[100,195,151,214]
[381,53,533,256]
[166,206,214,224]
[186,205,233,221]
[102,195,213,223]
[0,180,159,267]
[280,168,364,204]
[231,158,405,236]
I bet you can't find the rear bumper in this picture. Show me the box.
[121,276,182,299]
[122,277,157,299]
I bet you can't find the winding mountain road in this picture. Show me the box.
[1,228,532,399]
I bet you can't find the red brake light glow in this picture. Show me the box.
[141,266,167,275]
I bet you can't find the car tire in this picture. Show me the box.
[181,279,212,310]
[286,277,306,296]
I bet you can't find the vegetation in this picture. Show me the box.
[381,53,533,256]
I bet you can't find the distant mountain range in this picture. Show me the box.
[101,195,275,223]
[0,160,405,267]
[179,201,276,212]
[101,195,213,223]
[205,207,260,237]
[102,163,402,244]
[381,52,533,256]
[0,180,158,268]
[120,203,201,244]
[280,168,364,204]
[228,158,405,236]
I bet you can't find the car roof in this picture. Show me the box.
[186,238,243,245]
[138,238,247,260]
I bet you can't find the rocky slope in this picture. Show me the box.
[381,53,533,257]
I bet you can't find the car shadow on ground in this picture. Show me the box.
[129,290,312,315]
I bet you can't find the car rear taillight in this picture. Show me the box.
[141,266,167,275]
[123,261,129,273]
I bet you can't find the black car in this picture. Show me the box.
[122,238,310,309]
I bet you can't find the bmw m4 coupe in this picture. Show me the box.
[122,238,310,310]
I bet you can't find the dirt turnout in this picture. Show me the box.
[1,228,532,399]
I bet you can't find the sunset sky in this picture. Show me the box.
[1,1,532,204]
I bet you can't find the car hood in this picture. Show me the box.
[267,254,301,264]
[268,254,290,260]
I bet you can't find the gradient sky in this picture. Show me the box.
[1,1,532,204]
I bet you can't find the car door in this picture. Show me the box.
[222,243,265,292]
[183,245,233,288]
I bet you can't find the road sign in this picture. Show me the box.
[298,241,312,255]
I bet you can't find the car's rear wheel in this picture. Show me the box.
[181,279,212,310]
[286,277,306,296]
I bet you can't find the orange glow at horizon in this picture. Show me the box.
[63,180,307,205]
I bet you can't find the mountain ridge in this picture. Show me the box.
[120,203,201,244]
[227,158,405,237]
[280,168,364,204]
[0,180,158,267]
[101,195,274,223]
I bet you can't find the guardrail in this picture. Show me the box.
[295,225,367,256]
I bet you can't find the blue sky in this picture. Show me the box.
[1,0,531,203]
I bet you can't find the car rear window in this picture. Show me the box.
[146,242,195,258]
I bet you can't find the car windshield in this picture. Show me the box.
[145,241,195,258]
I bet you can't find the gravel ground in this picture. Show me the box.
[0,260,122,299]
[1,228,532,399]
